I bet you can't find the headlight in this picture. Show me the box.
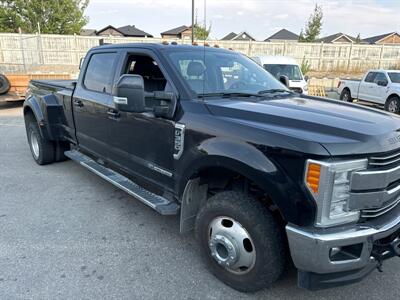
[305,159,368,227]
[303,85,308,92]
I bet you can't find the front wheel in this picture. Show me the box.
[195,191,285,292]
[385,96,400,114]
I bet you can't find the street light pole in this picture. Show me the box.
[191,0,194,44]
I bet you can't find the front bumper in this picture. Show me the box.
[286,206,400,290]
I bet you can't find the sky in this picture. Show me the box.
[85,0,400,40]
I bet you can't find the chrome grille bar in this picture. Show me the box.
[361,198,400,218]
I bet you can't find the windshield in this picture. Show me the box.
[166,50,287,96]
[263,64,303,81]
[388,72,400,83]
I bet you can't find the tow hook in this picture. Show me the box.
[373,237,400,272]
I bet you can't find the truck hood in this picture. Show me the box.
[205,95,400,156]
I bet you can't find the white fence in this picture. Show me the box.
[0,33,400,74]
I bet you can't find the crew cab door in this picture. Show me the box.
[358,72,377,101]
[106,50,177,190]
[72,51,119,158]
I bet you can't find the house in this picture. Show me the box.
[264,29,299,42]
[96,25,153,38]
[161,25,192,39]
[364,32,400,44]
[221,31,256,41]
[317,33,360,44]
[80,29,97,36]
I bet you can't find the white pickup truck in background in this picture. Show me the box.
[338,70,400,113]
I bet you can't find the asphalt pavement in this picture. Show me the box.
[0,101,399,299]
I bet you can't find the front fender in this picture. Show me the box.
[178,137,315,226]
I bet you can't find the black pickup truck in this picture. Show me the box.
[23,43,400,292]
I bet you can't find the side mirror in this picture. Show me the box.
[377,80,388,87]
[79,57,85,70]
[114,74,145,112]
[304,75,309,82]
[279,75,290,88]
[153,91,177,119]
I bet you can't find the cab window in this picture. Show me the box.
[83,52,117,93]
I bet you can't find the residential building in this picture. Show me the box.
[221,31,256,41]
[364,32,400,44]
[161,25,192,39]
[96,25,153,38]
[317,33,360,44]
[264,29,299,42]
[80,29,97,36]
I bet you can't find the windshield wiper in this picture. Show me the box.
[198,92,262,98]
[257,89,293,95]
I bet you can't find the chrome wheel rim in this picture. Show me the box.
[389,100,398,113]
[208,216,256,274]
[30,130,40,159]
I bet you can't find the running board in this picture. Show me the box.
[64,150,180,215]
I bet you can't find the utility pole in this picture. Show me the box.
[191,0,195,44]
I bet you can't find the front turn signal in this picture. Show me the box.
[306,163,321,194]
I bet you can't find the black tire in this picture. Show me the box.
[0,74,11,95]
[340,89,352,102]
[384,96,400,114]
[195,191,286,293]
[26,117,55,165]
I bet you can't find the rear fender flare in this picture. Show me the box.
[24,94,60,140]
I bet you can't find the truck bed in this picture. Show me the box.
[30,79,76,90]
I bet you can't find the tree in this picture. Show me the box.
[0,0,89,34]
[193,12,211,40]
[299,4,323,42]
[194,23,211,40]
[355,33,362,44]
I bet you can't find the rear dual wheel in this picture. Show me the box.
[25,116,69,165]
[195,191,285,292]
[340,89,353,102]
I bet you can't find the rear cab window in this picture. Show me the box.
[364,72,377,83]
[83,52,118,93]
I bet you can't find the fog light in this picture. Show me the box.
[330,247,342,257]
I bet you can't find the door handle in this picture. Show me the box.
[107,109,120,119]
[73,99,84,107]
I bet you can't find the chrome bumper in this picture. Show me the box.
[286,209,400,274]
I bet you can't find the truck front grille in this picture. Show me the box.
[369,149,400,168]
[361,197,400,219]
[351,149,400,219]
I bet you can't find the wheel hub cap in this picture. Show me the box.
[208,216,256,274]
[30,131,39,159]
[209,234,239,267]
[389,101,398,112]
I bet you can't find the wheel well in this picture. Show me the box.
[194,166,285,224]
[387,93,400,102]
[342,87,350,95]
[23,106,36,122]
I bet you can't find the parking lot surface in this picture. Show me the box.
[0,101,399,299]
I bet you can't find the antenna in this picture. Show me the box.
[202,0,206,96]
[191,0,195,44]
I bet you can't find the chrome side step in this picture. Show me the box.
[65,150,180,215]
